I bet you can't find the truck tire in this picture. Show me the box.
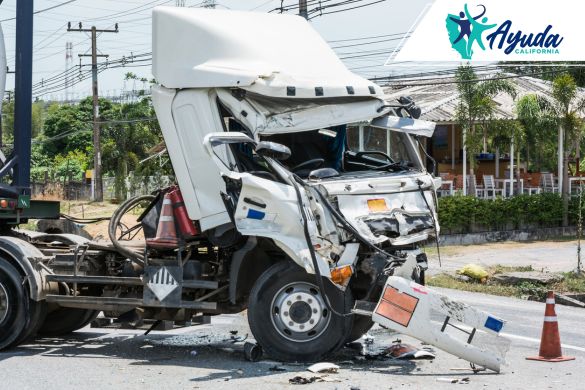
[345,316,375,343]
[0,259,29,349]
[38,308,99,336]
[248,261,353,362]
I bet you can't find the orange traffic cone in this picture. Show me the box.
[146,193,179,249]
[526,291,575,362]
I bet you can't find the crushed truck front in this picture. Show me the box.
[150,6,508,369]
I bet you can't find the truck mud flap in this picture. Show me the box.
[367,276,510,373]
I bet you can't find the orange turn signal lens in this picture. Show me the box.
[331,265,353,285]
[0,199,7,208]
[367,198,388,212]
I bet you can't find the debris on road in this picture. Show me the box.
[268,365,287,372]
[190,350,197,357]
[244,342,263,362]
[289,375,340,385]
[436,377,470,384]
[307,362,339,373]
[386,343,436,360]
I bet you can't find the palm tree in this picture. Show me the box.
[515,73,585,226]
[455,65,516,193]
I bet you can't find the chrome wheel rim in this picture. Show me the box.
[0,282,8,324]
[270,282,330,342]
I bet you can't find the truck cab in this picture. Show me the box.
[150,7,439,361]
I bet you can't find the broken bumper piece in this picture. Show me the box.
[358,276,510,373]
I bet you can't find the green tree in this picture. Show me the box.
[455,65,516,177]
[2,100,45,145]
[101,97,163,200]
[514,74,585,226]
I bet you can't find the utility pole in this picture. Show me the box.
[65,42,73,103]
[67,22,118,202]
[299,0,308,19]
[12,0,34,193]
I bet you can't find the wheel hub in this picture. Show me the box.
[0,282,8,325]
[271,282,330,342]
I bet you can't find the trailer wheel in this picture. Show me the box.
[0,259,28,350]
[248,261,353,362]
[38,308,99,336]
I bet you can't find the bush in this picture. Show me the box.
[438,193,573,234]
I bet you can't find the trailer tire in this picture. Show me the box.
[38,308,99,336]
[248,261,353,362]
[0,259,28,350]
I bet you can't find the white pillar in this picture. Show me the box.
[451,123,455,170]
[495,147,500,178]
[462,127,467,196]
[510,140,514,197]
[358,124,364,151]
[558,125,563,194]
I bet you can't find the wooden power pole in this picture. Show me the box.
[67,22,118,201]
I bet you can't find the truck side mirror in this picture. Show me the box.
[255,141,291,161]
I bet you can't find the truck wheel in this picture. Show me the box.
[39,308,99,336]
[248,261,353,362]
[345,316,375,343]
[0,259,28,350]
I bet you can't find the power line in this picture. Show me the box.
[0,0,79,22]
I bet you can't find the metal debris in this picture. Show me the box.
[289,375,340,385]
[289,376,322,385]
[386,343,436,360]
[307,362,339,373]
[436,377,470,384]
[244,342,263,362]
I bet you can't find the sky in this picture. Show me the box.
[0,0,430,101]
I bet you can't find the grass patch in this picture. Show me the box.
[487,264,533,275]
[428,271,585,299]
[427,274,518,297]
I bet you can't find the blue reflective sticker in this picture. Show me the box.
[247,209,265,220]
[484,316,504,332]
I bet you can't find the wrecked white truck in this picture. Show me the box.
[0,6,509,372]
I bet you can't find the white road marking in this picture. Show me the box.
[500,332,585,353]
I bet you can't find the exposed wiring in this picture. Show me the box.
[415,179,441,267]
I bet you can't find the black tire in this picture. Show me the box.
[248,261,353,362]
[14,299,47,345]
[38,308,99,336]
[0,259,28,350]
[345,316,375,343]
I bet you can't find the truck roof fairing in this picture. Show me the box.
[152,7,383,99]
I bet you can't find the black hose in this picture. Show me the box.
[108,195,156,266]
[60,213,111,224]
[289,174,353,318]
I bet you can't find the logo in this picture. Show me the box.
[147,267,178,301]
[445,3,564,60]
[446,4,495,60]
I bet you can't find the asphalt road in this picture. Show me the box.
[1,288,583,390]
